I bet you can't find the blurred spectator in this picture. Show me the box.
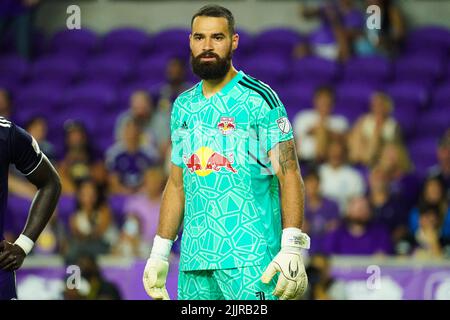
[353,0,405,57]
[0,0,41,59]
[293,86,349,163]
[112,167,166,257]
[295,0,364,61]
[349,92,401,166]
[58,121,100,194]
[376,142,420,211]
[115,90,160,154]
[319,139,365,213]
[303,169,340,254]
[367,166,408,247]
[156,58,192,105]
[408,177,450,241]
[323,196,393,255]
[66,253,122,300]
[25,116,55,161]
[0,88,12,118]
[33,210,67,256]
[123,167,165,242]
[305,254,347,300]
[400,204,448,259]
[66,180,118,264]
[106,118,159,195]
[428,130,450,200]
[152,58,193,158]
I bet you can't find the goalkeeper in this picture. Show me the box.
[143,4,310,300]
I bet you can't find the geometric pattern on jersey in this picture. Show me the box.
[178,254,279,300]
[171,71,294,271]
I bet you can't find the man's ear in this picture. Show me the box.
[232,33,239,51]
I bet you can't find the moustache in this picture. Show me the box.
[196,52,220,60]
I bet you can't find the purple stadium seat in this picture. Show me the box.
[415,108,450,138]
[289,57,339,84]
[6,194,32,234]
[252,28,303,57]
[14,83,64,112]
[149,28,190,57]
[334,101,366,123]
[394,55,443,86]
[241,54,288,84]
[133,55,172,83]
[81,54,133,86]
[0,55,28,83]
[431,82,450,107]
[384,82,428,110]
[336,82,377,108]
[57,195,76,227]
[49,28,98,58]
[342,56,391,84]
[63,82,117,111]
[30,55,81,85]
[101,27,151,57]
[277,83,316,117]
[403,26,450,55]
[408,137,439,176]
[0,76,18,93]
[392,105,418,139]
[108,194,129,226]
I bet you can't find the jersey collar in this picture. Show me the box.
[196,70,245,98]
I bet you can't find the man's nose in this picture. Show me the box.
[202,37,213,51]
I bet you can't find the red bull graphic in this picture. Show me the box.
[217,116,236,135]
[183,146,237,176]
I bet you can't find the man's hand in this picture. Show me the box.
[261,247,308,300]
[261,228,310,300]
[0,240,26,271]
[142,235,174,300]
[142,257,170,300]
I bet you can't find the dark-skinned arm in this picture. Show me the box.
[0,156,61,271]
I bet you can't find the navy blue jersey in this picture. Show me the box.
[0,116,43,240]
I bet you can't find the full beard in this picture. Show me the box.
[190,48,232,80]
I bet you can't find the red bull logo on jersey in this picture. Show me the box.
[217,117,236,135]
[183,146,237,176]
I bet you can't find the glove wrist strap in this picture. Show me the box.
[282,227,310,250]
[150,235,173,261]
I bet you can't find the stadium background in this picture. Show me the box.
[1,0,450,299]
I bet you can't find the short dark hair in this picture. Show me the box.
[314,85,335,99]
[191,5,235,35]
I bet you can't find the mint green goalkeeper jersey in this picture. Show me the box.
[171,70,294,271]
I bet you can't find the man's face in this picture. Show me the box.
[347,197,371,225]
[130,92,152,119]
[190,16,238,80]
[314,91,333,117]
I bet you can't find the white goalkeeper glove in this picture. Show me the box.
[261,227,310,300]
[142,235,173,300]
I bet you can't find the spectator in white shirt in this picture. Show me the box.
[293,86,349,163]
[319,139,365,213]
[348,92,401,166]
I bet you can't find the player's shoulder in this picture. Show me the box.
[0,116,13,138]
[236,73,282,110]
[175,83,201,105]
